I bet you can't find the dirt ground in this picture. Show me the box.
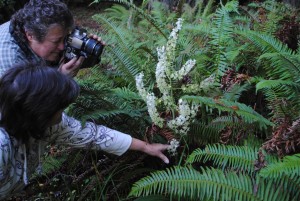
[70,6,101,30]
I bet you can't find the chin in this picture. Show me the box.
[45,54,62,62]
[48,57,60,62]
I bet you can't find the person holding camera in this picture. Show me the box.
[0,1,170,199]
[0,62,170,199]
[0,0,100,77]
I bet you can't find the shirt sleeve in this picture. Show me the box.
[47,113,132,156]
[0,128,12,188]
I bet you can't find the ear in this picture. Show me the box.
[25,31,34,42]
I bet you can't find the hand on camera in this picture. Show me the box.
[88,34,106,46]
[58,56,85,77]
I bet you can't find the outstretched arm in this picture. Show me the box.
[129,138,170,164]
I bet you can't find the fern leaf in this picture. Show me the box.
[258,52,300,80]
[237,30,293,55]
[129,166,290,201]
[111,87,143,101]
[208,1,239,76]
[183,95,274,129]
[91,0,167,39]
[188,122,222,145]
[259,153,300,179]
[256,79,298,91]
[185,144,258,174]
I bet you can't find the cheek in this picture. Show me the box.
[31,42,59,58]
[40,43,58,55]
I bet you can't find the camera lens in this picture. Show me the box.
[84,38,103,57]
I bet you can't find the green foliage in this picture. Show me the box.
[130,145,300,201]
[130,166,292,201]
[183,95,274,129]
[259,153,300,179]
[185,144,259,173]
[209,0,239,76]
[34,153,68,177]
[35,0,300,200]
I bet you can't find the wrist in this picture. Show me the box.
[142,141,150,153]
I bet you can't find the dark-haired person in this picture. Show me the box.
[0,0,101,77]
[0,63,170,199]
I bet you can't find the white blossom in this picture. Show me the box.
[135,17,200,134]
[135,73,147,101]
[155,18,185,110]
[199,74,216,93]
[167,139,180,156]
[155,46,174,110]
[146,93,164,128]
[167,99,199,135]
[170,59,196,80]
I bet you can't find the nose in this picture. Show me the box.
[58,42,65,51]
[58,40,65,51]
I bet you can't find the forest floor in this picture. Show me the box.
[70,5,106,31]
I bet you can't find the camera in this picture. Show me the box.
[64,27,104,61]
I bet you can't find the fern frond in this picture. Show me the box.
[259,153,300,200]
[104,4,131,23]
[255,79,299,91]
[201,0,215,18]
[91,0,167,39]
[106,44,140,81]
[183,95,274,129]
[237,30,293,55]
[185,144,258,174]
[258,52,300,81]
[259,153,300,179]
[211,115,242,127]
[79,108,135,122]
[92,14,131,48]
[129,166,290,201]
[255,80,300,119]
[223,83,252,101]
[188,122,221,145]
[32,154,67,177]
[209,1,239,75]
[111,87,143,101]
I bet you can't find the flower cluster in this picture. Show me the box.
[135,17,199,135]
[167,139,180,156]
[181,74,216,94]
[164,18,183,77]
[170,59,196,80]
[200,74,215,91]
[167,99,199,135]
[135,73,164,127]
[135,73,147,101]
[146,93,164,128]
[155,46,174,110]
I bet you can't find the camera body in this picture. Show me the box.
[64,27,104,61]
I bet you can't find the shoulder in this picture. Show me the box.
[0,22,12,42]
[0,21,10,32]
[0,22,27,77]
[0,127,11,148]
